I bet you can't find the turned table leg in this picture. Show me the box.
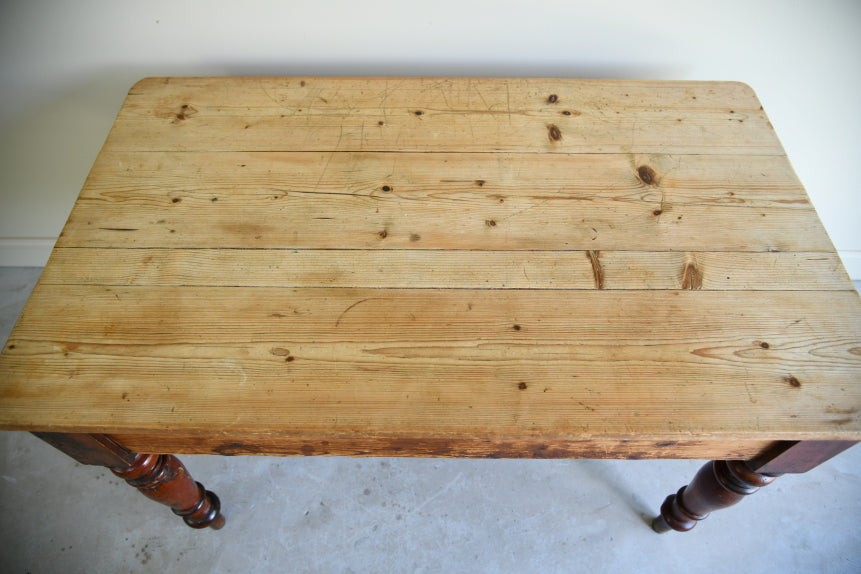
[32,432,225,530]
[651,460,775,533]
[652,440,857,534]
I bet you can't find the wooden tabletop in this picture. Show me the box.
[1,78,859,460]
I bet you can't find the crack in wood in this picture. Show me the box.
[587,250,604,289]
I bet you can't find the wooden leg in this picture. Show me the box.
[652,440,857,534]
[651,460,775,533]
[33,432,225,530]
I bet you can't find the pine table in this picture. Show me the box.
[1,77,858,532]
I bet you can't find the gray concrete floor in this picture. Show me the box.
[0,267,859,573]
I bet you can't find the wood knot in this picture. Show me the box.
[548,125,562,142]
[682,260,702,289]
[173,103,197,122]
[547,94,558,104]
[518,382,528,390]
[784,375,801,388]
[485,219,497,227]
[637,165,657,185]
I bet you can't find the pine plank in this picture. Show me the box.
[106,78,783,154]
[57,150,831,251]
[2,286,858,438]
[76,151,810,209]
[40,248,853,291]
[57,196,831,251]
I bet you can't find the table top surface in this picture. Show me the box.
[1,77,859,449]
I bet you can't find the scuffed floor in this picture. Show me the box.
[1,268,859,573]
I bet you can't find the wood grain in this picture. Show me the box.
[109,433,778,461]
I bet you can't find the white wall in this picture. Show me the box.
[1,0,859,276]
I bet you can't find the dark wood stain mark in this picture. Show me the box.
[760,342,770,349]
[548,125,562,142]
[784,375,801,388]
[682,260,702,290]
[172,197,181,203]
[513,324,521,331]
[378,121,384,126]
[518,382,528,390]
[413,110,423,116]
[637,165,657,185]
[409,233,421,242]
[285,356,295,362]
[586,250,604,289]
[300,80,306,87]
[212,442,246,456]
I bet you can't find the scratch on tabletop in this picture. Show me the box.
[335,298,381,327]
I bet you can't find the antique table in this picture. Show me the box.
[1,78,858,533]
